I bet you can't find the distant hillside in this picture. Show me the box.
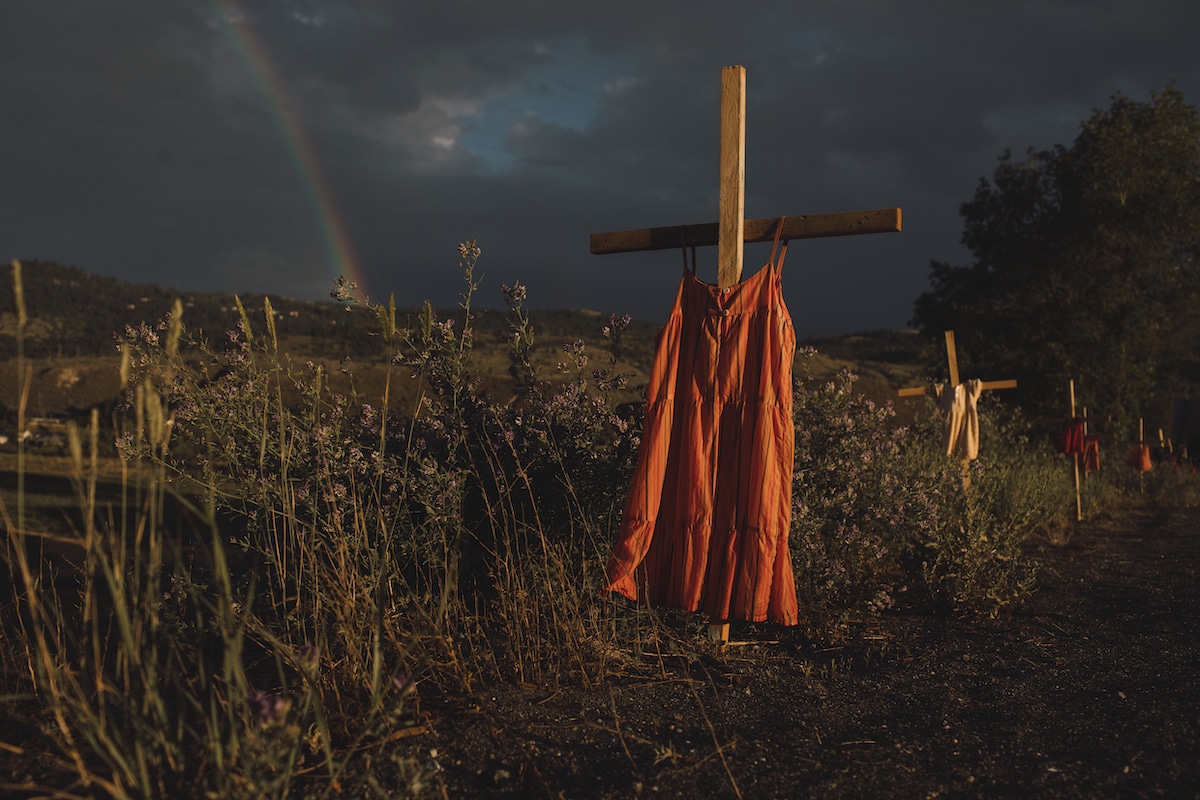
[0,260,929,420]
[0,260,661,361]
[0,259,433,359]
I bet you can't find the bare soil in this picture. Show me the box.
[412,504,1200,799]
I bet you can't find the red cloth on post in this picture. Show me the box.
[605,224,798,626]
[1083,436,1101,473]
[1127,444,1152,472]
[1059,419,1086,456]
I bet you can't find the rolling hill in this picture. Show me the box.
[0,260,929,422]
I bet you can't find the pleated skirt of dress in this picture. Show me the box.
[604,258,799,626]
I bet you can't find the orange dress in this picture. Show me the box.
[605,225,799,625]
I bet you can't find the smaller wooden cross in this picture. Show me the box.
[899,330,1017,480]
[898,330,1016,399]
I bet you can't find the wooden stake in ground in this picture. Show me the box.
[1069,379,1082,522]
[592,66,901,643]
[899,330,1017,482]
[1139,417,1147,495]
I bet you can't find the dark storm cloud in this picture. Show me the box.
[4,0,1200,335]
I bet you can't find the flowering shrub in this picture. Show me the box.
[903,396,1072,613]
[484,286,641,541]
[120,247,1069,640]
[790,354,956,620]
[789,353,1078,619]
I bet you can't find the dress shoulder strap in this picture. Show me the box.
[679,231,697,274]
[769,217,789,274]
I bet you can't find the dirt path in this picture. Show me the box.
[425,504,1200,798]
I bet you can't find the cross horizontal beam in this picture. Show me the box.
[898,379,1018,398]
[589,208,902,255]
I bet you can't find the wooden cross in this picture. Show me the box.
[898,330,1017,399]
[899,330,1017,482]
[591,66,902,643]
[590,66,901,285]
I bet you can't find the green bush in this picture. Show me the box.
[911,400,1073,613]
[789,363,1069,619]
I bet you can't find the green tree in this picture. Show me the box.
[913,85,1200,439]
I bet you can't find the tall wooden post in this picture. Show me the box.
[1139,417,1146,495]
[709,67,746,644]
[718,66,746,289]
[1070,379,1082,522]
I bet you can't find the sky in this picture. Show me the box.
[5,1,1200,338]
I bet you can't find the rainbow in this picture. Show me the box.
[213,0,367,299]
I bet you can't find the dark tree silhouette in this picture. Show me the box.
[913,85,1200,437]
